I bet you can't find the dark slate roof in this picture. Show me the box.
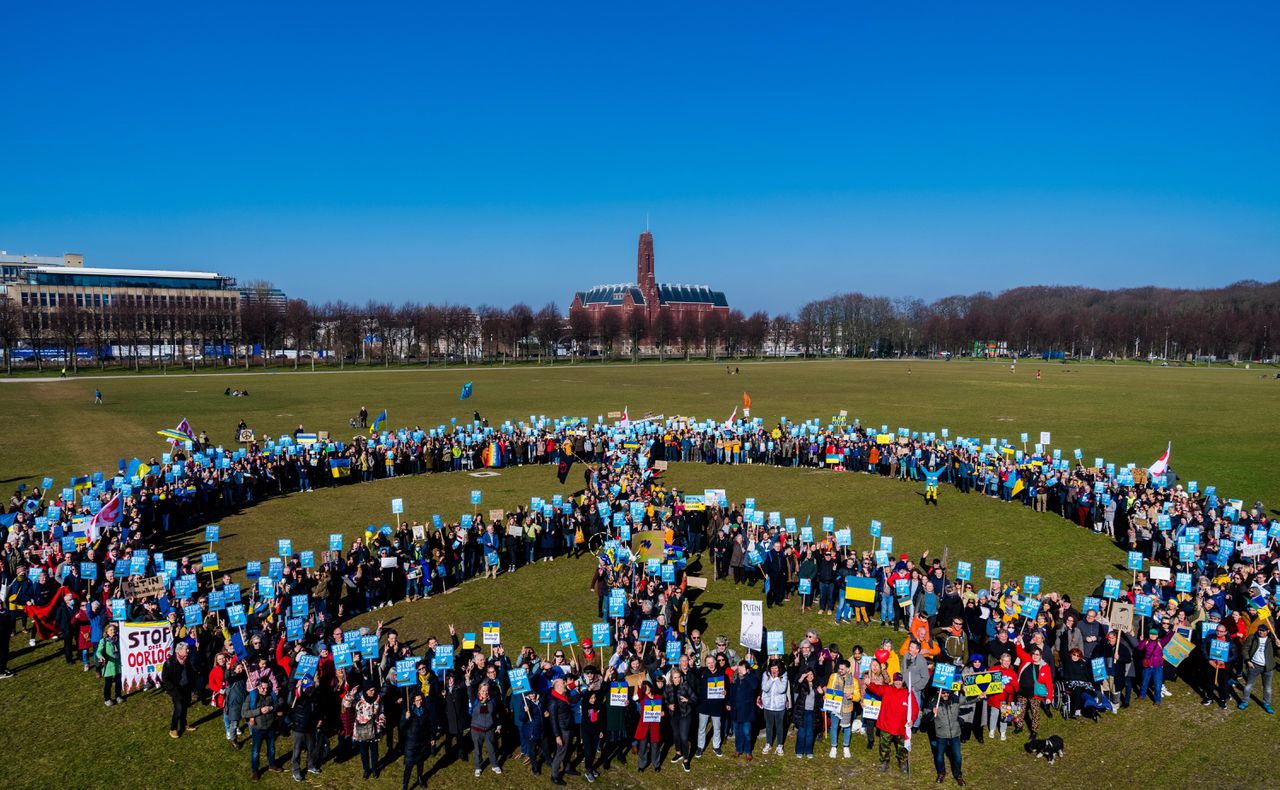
[576,282,728,308]
[575,284,645,306]
[657,283,728,307]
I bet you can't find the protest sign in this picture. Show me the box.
[823,687,843,713]
[509,668,531,695]
[610,682,630,706]
[1163,634,1194,667]
[539,621,558,644]
[767,630,784,655]
[395,658,419,687]
[121,621,172,692]
[1110,601,1135,633]
[739,600,763,651]
[642,699,662,722]
[707,675,726,699]
[1091,657,1108,681]
[120,576,165,600]
[932,663,957,689]
[482,621,501,646]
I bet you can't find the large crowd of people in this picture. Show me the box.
[1,408,1276,787]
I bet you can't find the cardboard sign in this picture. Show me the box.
[1109,601,1135,633]
[823,687,844,713]
[121,576,166,600]
[488,509,505,523]
[962,672,1004,697]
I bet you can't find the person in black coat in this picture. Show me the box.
[765,540,788,608]
[161,642,199,737]
[400,689,433,790]
[548,677,576,786]
[53,593,80,664]
[441,670,471,757]
[289,679,324,779]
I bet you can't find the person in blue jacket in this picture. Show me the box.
[729,660,761,758]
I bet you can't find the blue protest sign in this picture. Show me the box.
[294,654,319,680]
[1083,596,1102,613]
[798,578,812,595]
[1175,572,1192,593]
[360,634,380,659]
[767,630,784,655]
[932,663,957,689]
[205,524,220,542]
[257,577,275,598]
[538,621,558,644]
[286,617,304,641]
[227,604,247,628]
[1023,576,1041,595]
[592,622,612,647]
[81,562,97,580]
[1102,578,1121,599]
[278,539,292,557]
[470,490,482,505]
[1135,594,1153,618]
[985,559,1001,579]
[329,533,344,551]
[1209,639,1229,662]
[1126,551,1143,571]
[291,594,309,618]
[558,621,579,646]
[183,604,203,625]
[1091,657,1107,681]
[509,667,532,695]
[869,519,881,537]
[1020,598,1042,620]
[638,620,658,642]
[956,562,972,581]
[332,643,353,669]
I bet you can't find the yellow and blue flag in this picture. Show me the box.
[370,409,387,434]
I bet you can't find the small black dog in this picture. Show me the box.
[1025,735,1065,764]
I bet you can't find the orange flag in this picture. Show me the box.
[743,392,751,410]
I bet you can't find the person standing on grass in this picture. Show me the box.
[290,678,325,780]
[401,690,433,790]
[94,387,102,404]
[548,676,575,786]
[161,642,199,738]
[929,685,966,786]
[95,621,123,705]
[1240,622,1275,713]
[243,677,284,779]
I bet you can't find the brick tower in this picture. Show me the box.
[636,231,658,323]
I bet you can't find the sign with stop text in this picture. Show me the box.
[121,621,174,692]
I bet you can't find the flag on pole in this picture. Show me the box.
[726,405,737,426]
[87,493,121,541]
[370,409,387,434]
[460,382,473,400]
[1148,442,1171,477]
[620,406,630,429]
[556,449,575,484]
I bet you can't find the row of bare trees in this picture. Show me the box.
[793,281,1280,360]
[3,278,1277,373]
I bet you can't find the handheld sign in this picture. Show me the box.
[1126,551,1143,571]
[707,675,726,699]
[509,668,531,695]
[985,559,1001,580]
[329,533,344,551]
[638,620,658,642]
[539,621,558,644]
[1102,578,1121,599]
[1091,657,1107,681]
[391,498,404,515]
[300,550,315,569]
[1020,598,1042,620]
[278,539,292,558]
[432,644,455,671]
[205,524,220,543]
[226,604,247,628]
[1209,639,1229,663]
[482,621,501,646]
[767,630,784,655]
[798,578,812,595]
[932,662,957,690]
[610,682,630,706]
[1135,594,1154,618]
[956,562,972,581]
[332,643,353,669]
[665,640,682,662]
[395,658,420,687]
[642,699,662,722]
[1023,576,1041,595]
[591,622,612,647]
[471,490,482,505]
[822,687,844,713]
[360,634,380,660]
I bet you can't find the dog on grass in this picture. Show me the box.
[1025,735,1065,764]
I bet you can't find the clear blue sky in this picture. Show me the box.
[4,1,1277,312]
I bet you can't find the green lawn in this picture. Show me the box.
[3,359,1279,789]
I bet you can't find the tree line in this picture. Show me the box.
[1,278,1276,373]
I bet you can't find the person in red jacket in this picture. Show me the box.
[1016,647,1054,739]
[986,652,1019,740]
[866,672,915,773]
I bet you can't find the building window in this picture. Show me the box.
[39,293,48,307]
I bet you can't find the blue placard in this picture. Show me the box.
[359,634,380,659]
[207,590,225,611]
[291,594,309,618]
[1023,576,1041,595]
[227,604,247,628]
[509,667,531,695]
[110,598,128,620]
[894,578,909,598]
[558,621,579,646]
[638,620,658,642]
[245,560,262,578]
[1209,639,1229,662]
[1020,598,1042,620]
[294,654,319,680]
[539,620,558,644]
[300,550,315,569]
[81,562,98,580]
[1102,578,1121,599]
[881,536,894,555]
[1082,596,1102,613]
[932,663,957,689]
[432,644,454,671]
[869,519,881,537]
[278,539,292,557]
[1091,657,1107,681]
[286,616,304,641]
[1135,594,1153,618]
[329,533,344,551]
[183,604,202,625]
[985,559,1001,579]
[591,622,612,647]
[661,563,675,583]
[1126,551,1143,571]
[666,640,682,661]
[767,630,784,655]
[470,490,482,505]
[257,577,275,598]
[798,578,812,595]
[956,561,972,581]
[332,643,353,669]
[205,524,220,542]
[1175,572,1192,593]
[607,595,625,619]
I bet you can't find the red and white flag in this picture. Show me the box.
[1148,442,1171,477]
[726,405,738,426]
[620,406,630,429]
[87,493,121,541]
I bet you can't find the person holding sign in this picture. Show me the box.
[694,654,726,757]
[242,676,283,779]
[825,658,861,759]
[929,685,966,786]
[1200,624,1238,710]
[1136,627,1171,706]
[635,680,665,772]
[865,672,913,774]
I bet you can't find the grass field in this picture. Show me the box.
[3,359,1280,789]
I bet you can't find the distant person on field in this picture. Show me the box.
[93,388,102,404]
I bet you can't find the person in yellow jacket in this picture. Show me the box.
[825,659,862,758]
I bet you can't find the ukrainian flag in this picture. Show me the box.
[370,409,387,434]
[329,457,352,478]
[70,475,92,491]
[845,576,877,604]
[825,453,843,465]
